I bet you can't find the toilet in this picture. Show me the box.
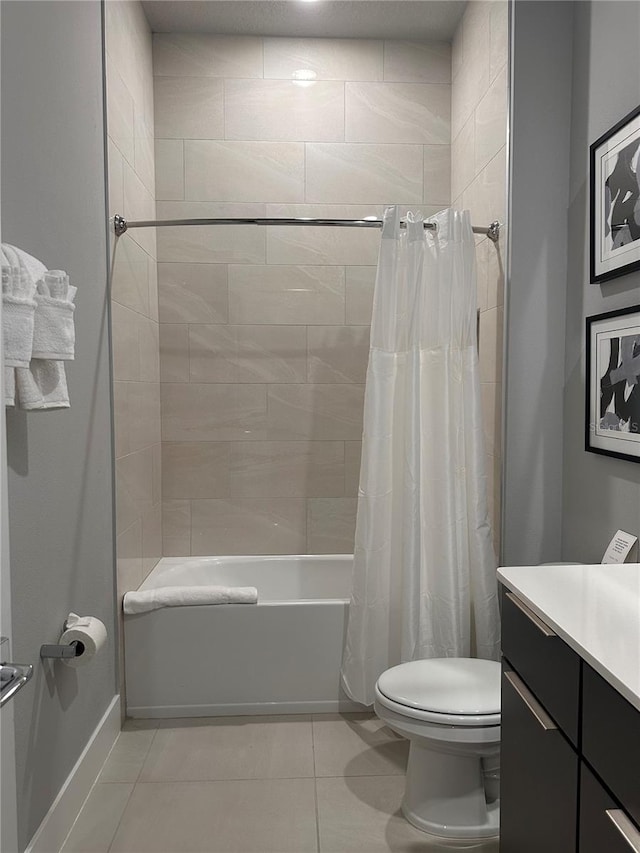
[374,657,501,840]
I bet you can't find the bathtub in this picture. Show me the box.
[124,554,362,718]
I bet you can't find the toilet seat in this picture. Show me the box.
[376,658,501,727]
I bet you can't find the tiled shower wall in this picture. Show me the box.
[105,1,162,607]
[451,1,508,556]
[154,36,452,556]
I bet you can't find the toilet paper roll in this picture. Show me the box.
[58,612,107,668]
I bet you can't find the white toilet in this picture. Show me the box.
[374,657,501,840]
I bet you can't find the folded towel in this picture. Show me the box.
[123,585,259,614]
[2,265,37,368]
[31,271,76,360]
[2,244,74,410]
[16,359,70,410]
[4,367,15,408]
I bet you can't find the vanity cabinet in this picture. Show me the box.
[499,585,640,853]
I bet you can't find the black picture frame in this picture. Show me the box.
[590,104,640,284]
[585,304,640,463]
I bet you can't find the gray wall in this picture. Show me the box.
[503,0,575,565]
[561,0,640,562]
[1,2,117,848]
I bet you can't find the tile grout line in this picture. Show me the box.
[311,719,321,853]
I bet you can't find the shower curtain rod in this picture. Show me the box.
[113,214,501,243]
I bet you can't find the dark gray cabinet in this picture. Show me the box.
[499,584,640,853]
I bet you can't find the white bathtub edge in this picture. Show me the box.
[127,698,366,718]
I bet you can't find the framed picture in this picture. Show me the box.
[590,105,640,284]
[586,305,640,462]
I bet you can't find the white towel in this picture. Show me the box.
[31,271,76,360]
[2,264,37,369]
[4,367,16,408]
[16,359,70,410]
[123,585,259,615]
[2,244,74,410]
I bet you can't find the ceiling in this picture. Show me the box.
[141,1,467,41]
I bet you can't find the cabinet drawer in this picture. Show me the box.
[580,763,640,853]
[500,585,581,746]
[500,667,578,853]
[582,663,640,828]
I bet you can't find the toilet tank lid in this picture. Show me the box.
[377,658,501,716]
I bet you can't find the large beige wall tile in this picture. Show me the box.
[264,38,383,81]
[423,144,451,206]
[162,500,191,556]
[158,262,228,324]
[107,63,135,165]
[107,139,125,217]
[138,316,160,382]
[344,441,362,496]
[154,77,223,139]
[123,161,156,258]
[462,145,507,228]
[479,306,504,384]
[451,115,475,202]
[153,34,263,78]
[266,204,380,265]
[189,325,307,383]
[305,143,423,204]
[111,233,150,316]
[475,65,507,175]
[134,110,155,196]
[159,324,189,382]
[307,497,357,553]
[267,384,365,440]
[161,383,268,441]
[111,302,140,381]
[141,501,162,571]
[225,79,345,142]
[229,441,345,498]
[155,139,184,201]
[346,82,450,144]
[383,41,451,83]
[156,202,266,264]
[163,442,230,499]
[114,381,161,457]
[228,264,344,325]
[117,520,143,597]
[185,141,305,203]
[115,446,154,534]
[308,326,370,383]
[191,498,306,555]
[490,1,509,82]
[345,266,376,325]
[481,381,502,458]
[451,2,491,138]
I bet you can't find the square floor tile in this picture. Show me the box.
[61,783,133,853]
[110,779,318,852]
[139,715,314,781]
[317,776,498,853]
[313,713,408,777]
[99,728,156,783]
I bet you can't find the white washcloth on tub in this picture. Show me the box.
[123,585,258,614]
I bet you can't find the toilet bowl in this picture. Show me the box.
[374,657,501,840]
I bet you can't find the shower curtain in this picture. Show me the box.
[340,206,501,707]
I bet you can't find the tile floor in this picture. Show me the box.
[61,713,499,853]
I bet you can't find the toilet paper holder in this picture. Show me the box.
[40,640,82,660]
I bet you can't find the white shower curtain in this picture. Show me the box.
[341,206,501,707]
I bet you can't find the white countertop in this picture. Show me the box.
[497,563,640,712]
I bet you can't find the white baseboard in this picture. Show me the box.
[127,698,364,718]
[25,695,121,853]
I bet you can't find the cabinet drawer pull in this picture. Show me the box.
[504,670,558,731]
[606,810,640,852]
[505,592,556,637]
